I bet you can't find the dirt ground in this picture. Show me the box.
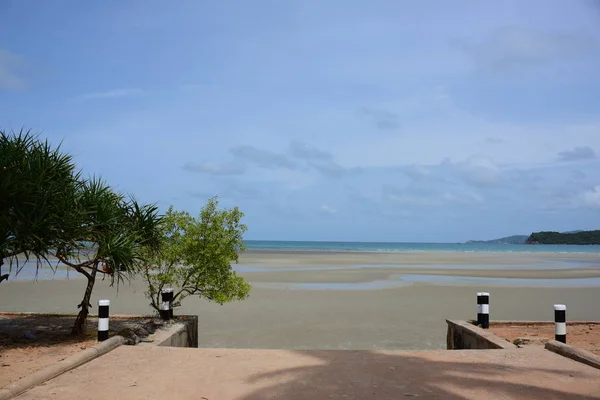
[0,313,151,387]
[490,322,600,355]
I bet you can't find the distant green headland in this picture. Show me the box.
[526,230,600,245]
[466,230,600,245]
[465,235,529,245]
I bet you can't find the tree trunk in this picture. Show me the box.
[0,257,8,283]
[71,266,97,335]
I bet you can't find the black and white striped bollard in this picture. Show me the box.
[167,288,174,319]
[477,292,490,329]
[160,288,173,320]
[554,304,566,343]
[98,299,110,342]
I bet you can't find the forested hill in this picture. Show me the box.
[466,235,528,244]
[527,230,600,245]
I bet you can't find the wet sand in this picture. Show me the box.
[239,250,600,266]
[1,250,600,350]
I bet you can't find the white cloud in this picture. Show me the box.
[385,185,483,207]
[0,49,25,90]
[404,165,435,181]
[442,192,484,204]
[215,180,263,201]
[572,170,586,180]
[332,84,600,169]
[230,145,297,170]
[319,205,337,214]
[485,137,505,144]
[457,26,596,73]
[356,107,400,130]
[258,202,305,220]
[387,193,442,207]
[289,141,359,178]
[188,190,215,200]
[223,142,360,179]
[290,141,331,160]
[557,146,596,162]
[182,162,245,175]
[446,156,503,187]
[581,186,600,208]
[311,161,360,178]
[77,88,143,101]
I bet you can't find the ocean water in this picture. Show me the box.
[245,240,600,253]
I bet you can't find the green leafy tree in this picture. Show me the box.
[527,230,600,245]
[55,178,162,334]
[141,198,250,313]
[0,129,79,283]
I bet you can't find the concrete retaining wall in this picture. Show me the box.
[489,321,600,326]
[141,316,198,348]
[446,320,517,350]
[545,340,600,370]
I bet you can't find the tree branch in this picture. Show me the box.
[55,254,94,269]
[55,255,93,280]
[141,262,162,311]
[81,263,113,275]
[177,286,207,302]
[174,263,198,301]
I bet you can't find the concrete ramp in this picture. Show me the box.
[15,346,600,399]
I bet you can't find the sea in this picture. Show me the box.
[245,240,600,254]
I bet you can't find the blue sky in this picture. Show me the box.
[1,0,600,242]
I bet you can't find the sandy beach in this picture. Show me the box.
[2,250,600,350]
[239,250,600,266]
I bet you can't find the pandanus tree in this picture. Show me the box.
[1,129,162,334]
[0,130,79,283]
[56,178,162,334]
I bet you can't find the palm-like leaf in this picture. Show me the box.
[1,129,163,334]
[0,129,79,278]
